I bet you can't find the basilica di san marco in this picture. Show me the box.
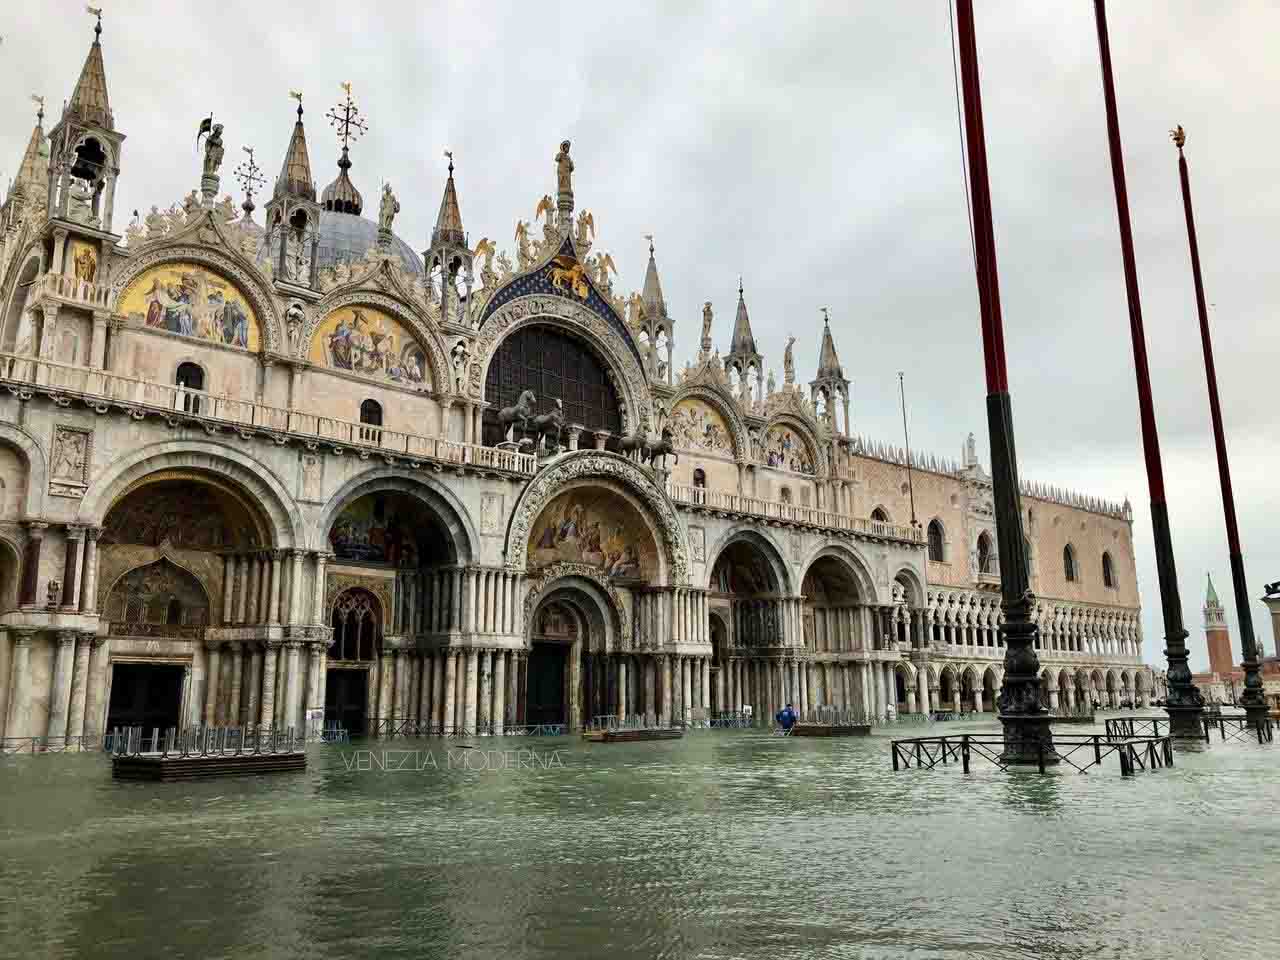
[0,22,1156,749]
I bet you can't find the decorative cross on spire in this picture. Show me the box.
[326,82,367,151]
[234,145,265,218]
[30,94,44,125]
[820,306,830,324]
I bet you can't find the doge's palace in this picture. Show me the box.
[0,21,1152,746]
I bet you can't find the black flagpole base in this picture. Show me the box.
[1166,705,1207,751]
[998,713,1059,767]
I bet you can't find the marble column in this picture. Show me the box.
[463,649,478,733]
[81,637,110,740]
[660,656,672,726]
[45,631,75,740]
[433,651,447,728]
[65,633,93,742]
[916,668,929,716]
[493,651,506,735]
[302,642,323,735]
[377,650,394,730]
[80,529,101,614]
[203,642,222,728]
[5,631,34,738]
[283,642,302,733]
[228,644,244,728]
[60,526,84,610]
[442,651,457,733]
[478,649,492,733]
[259,643,278,728]
[268,553,283,626]
[617,656,629,720]
[419,652,433,729]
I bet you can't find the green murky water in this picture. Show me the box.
[1,715,1276,959]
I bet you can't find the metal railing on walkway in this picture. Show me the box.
[109,725,305,757]
[890,732,1175,776]
[1105,713,1273,745]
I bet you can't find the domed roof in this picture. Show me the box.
[315,209,423,275]
[251,209,423,276]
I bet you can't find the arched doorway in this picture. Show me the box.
[527,599,579,726]
[98,472,271,733]
[708,611,728,715]
[324,486,461,733]
[981,668,998,712]
[327,588,381,735]
[710,534,786,724]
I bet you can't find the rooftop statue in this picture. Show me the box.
[378,182,400,232]
[200,122,225,178]
[783,336,796,385]
[555,139,573,196]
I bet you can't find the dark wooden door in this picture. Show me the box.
[526,643,567,726]
[106,663,184,732]
[325,668,368,737]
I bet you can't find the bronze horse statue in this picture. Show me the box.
[530,399,564,452]
[618,429,647,462]
[643,427,679,470]
[499,389,536,441]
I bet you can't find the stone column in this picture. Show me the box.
[288,550,306,625]
[228,644,244,727]
[701,659,710,714]
[418,652,433,729]
[44,631,72,740]
[59,526,84,610]
[283,642,302,733]
[617,656,629,720]
[433,651,447,728]
[4,631,34,738]
[268,552,283,625]
[221,554,236,625]
[478,649,492,733]
[442,651,457,733]
[1048,687,1060,711]
[378,649,394,729]
[493,651,506,735]
[18,522,45,607]
[312,552,330,624]
[885,664,898,720]
[916,668,930,716]
[463,649,478,733]
[390,650,405,721]
[259,643,279,728]
[660,656,672,725]
[680,656,691,721]
[451,569,463,632]
[81,637,110,740]
[235,555,250,624]
[80,528,101,614]
[203,642,222,727]
[66,633,93,742]
[972,684,983,714]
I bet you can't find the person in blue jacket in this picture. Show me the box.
[776,703,797,731]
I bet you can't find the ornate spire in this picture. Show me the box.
[817,307,844,379]
[12,98,48,196]
[65,8,113,130]
[321,83,366,215]
[730,279,757,356]
[1205,573,1227,629]
[274,92,316,201]
[641,235,665,316]
[432,151,465,246]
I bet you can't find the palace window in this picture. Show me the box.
[175,362,205,415]
[359,399,383,443]
[871,507,889,523]
[1064,544,1078,582]
[927,520,945,563]
[1102,551,1115,588]
[977,531,994,574]
[779,487,792,505]
[693,468,706,489]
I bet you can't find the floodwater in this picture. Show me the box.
[1,715,1277,960]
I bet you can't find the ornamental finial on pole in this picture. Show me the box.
[1169,124,1186,151]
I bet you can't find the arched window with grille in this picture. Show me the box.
[1102,551,1115,588]
[927,520,945,563]
[692,468,706,489]
[1064,544,1078,582]
[977,531,994,574]
[871,506,889,524]
[359,399,383,444]
[331,589,381,662]
[175,362,205,414]
[779,486,792,505]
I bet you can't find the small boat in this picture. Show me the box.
[582,727,685,743]
[788,722,871,738]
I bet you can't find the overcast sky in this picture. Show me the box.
[4,2,1277,672]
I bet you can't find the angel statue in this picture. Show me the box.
[473,237,497,286]
[555,139,573,195]
[514,220,533,269]
[535,194,555,225]
[783,335,797,385]
[379,183,400,232]
[576,209,595,247]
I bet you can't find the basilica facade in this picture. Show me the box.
[0,23,1154,745]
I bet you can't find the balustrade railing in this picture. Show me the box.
[40,271,112,310]
[668,482,923,543]
[0,352,537,476]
